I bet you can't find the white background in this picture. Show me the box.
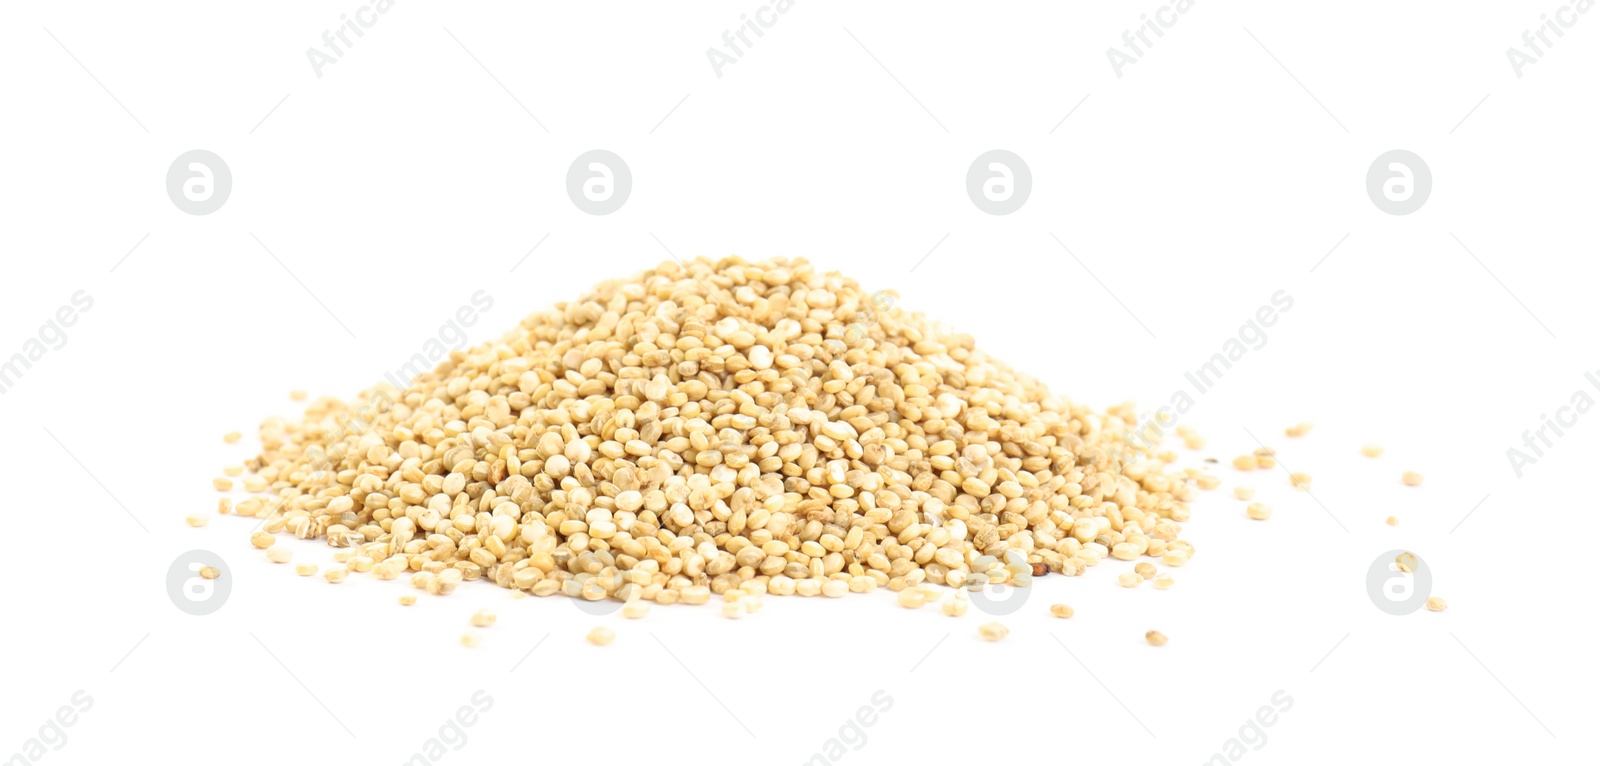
[1,1,1594,763]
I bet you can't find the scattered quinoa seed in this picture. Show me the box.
[1145,630,1168,647]
[399,595,416,606]
[1426,596,1447,612]
[897,589,927,609]
[1285,422,1313,438]
[223,431,242,444]
[1362,444,1384,458]
[460,633,481,648]
[1395,552,1419,574]
[1134,562,1157,580]
[1153,575,1175,590]
[622,600,651,619]
[587,627,616,646]
[1247,502,1272,520]
[470,610,497,628]
[199,566,220,580]
[942,598,969,617]
[289,390,308,401]
[185,513,209,528]
[323,567,348,584]
[212,477,233,492]
[1232,455,1258,471]
[978,622,1009,642]
[1050,604,1074,619]
[265,545,292,564]
[1289,472,1312,490]
[1386,516,1398,526]
[294,563,318,576]
[1233,486,1255,501]
[1402,471,1424,486]
[1118,572,1143,588]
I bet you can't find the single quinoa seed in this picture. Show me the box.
[223,431,242,444]
[1233,486,1255,501]
[399,595,416,606]
[294,563,318,577]
[1289,472,1312,491]
[1153,575,1174,590]
[1246,502,1272,520]
[212,477,233,492]
[587,627,616,645]
[978,622,1009,642]
[1426,596,1447,612]
[1385,516,1398,526]
[470,610,497,628]
[460,633,481,648]
[1402,471,1424,486]
[622,600,651,619]
[1362,444,1383,458]
[1285,422,1312,438]
[1395,552,1419,574]
[1050,604,1074,618]
[199,566,220,580]
[185,513,210,528]
[1145,630,1168,646]
[1232,455,1258,471]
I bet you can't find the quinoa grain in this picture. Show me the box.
[229,257,1200,611]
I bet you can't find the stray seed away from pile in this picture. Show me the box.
[233,257,1200,608]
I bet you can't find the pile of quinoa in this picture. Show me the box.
[233,256,1196,605]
